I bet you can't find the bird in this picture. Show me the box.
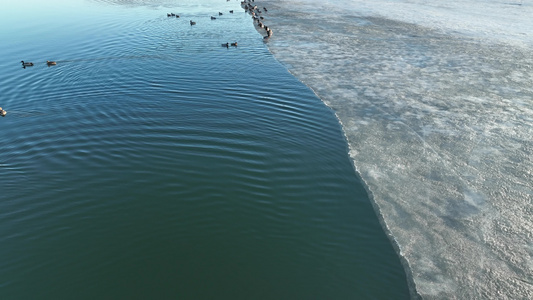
[47,60,57,66]
[222,42,229,48]
[219,12,223,15]
[231,42,238,47]
[21,61,34,66]
[0,107,6,117]
[190,20,196,25]
[211,16,217,20]
[229,10,234,13]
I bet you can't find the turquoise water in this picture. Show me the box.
[0,0,410,298]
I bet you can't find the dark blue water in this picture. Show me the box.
[0,0,410,298]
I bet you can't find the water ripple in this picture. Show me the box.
[0,0,410,298]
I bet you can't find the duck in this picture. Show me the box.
[21,61,34,67]
[211,16,217,20]
[190,20,196,25]
[47,60,57,66]
[0,107,6,117]
[231,42,238,47]
[218,12,223,15]
[229,10,234,13]
[222,42,229,48]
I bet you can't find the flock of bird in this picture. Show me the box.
[19,1,271,69]
[242,0,273,40]
[176,0,273,46]
[8,0,273,119]
[166,8,237,46]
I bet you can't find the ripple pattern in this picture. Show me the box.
[0,0,410,299]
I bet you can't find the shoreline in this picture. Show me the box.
[239,0,533,299]
[240,1,419,298]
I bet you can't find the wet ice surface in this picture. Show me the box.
[255,0,533,298]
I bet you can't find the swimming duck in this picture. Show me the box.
[21,61,34,66]
[231,42,238,47]
[0,107,6,117]
[211,16,217,20]
[190,20,196,25]
[229,10,234,13]
[219,12,223,15]
[222,42,229,48]
[47,60,57,66]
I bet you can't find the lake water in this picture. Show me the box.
[257,0,533,298]
[0,0,410,299]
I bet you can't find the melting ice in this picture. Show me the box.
[257,0,533,298]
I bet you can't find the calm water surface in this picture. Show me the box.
[0,0,410,298]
